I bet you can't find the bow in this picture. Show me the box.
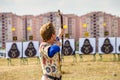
[58,10,64,60]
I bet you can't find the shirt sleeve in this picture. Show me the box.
[48,45,60,58]
[56,36,60,41]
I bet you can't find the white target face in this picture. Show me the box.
[60,39,75,55]
[23,41,39,57]
[6,42,22,58]
[116,37,120,54]
[79,38,96,54]
[98,37,116,54]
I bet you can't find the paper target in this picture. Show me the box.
[79,38,96,54]
[98,37,115,54]
[23,41,39,57]
[61,39,75,56]
[6,42,22,58]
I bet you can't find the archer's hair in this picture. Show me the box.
[40,22,55,42]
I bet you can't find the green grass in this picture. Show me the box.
[0,54,120,80]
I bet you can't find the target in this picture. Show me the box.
[6,42,22,58]
[23,41,39,57]
[79,38,96,54]
[98,37,115,54]
[61,39,75,56]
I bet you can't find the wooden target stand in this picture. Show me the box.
[98,53,118,61]
[20,56,40,65]
[98,32,118,61]
[79,32,96,61]
[7,58,12,66]
[118,54,120,61]
[72,50,77,63]
[7,51,40,66]
[20,57,28,65]
[79,53,96,61]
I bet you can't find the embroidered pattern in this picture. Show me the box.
[101,38,113,54]
[25,42,36,57]
[63,40,73,55]
[8,43,20,58]
[40,42,61,77]
[81,39,93,54]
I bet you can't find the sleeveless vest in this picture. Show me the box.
[39,42,61,78]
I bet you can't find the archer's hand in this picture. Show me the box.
[58,28,64,38]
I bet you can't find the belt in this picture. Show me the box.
[44,74,62,80]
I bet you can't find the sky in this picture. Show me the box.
[0,0,120,16]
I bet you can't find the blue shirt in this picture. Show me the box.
[48,45,60,58]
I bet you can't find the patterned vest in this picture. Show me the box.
[39,42,61,78]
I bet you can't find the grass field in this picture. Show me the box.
[0,54,120,80]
